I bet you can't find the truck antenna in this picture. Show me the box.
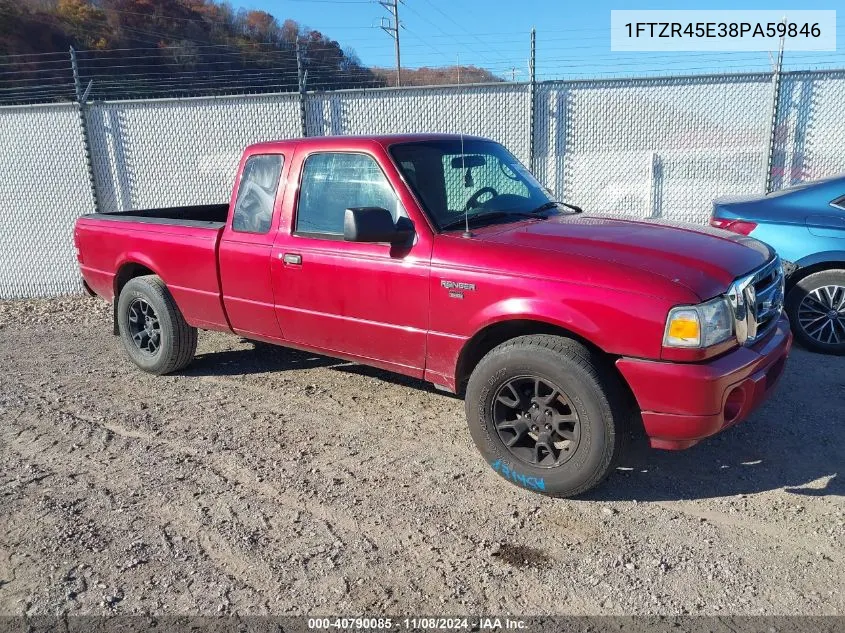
[458,57,472,238]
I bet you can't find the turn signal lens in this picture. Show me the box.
[668,314,700,341]
[665,309,701,347]
[664,297,735,349]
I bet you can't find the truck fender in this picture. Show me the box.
[469,297,603,343]
[113,253,164,293]
[453,297,604,387]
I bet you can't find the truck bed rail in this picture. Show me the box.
[84,203,228,228]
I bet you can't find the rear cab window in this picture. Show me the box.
[232,154,284,234]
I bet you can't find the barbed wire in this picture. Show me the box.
[0,42,842,106]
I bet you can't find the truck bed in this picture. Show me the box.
[75,205,230,331]
[84,203,229,227]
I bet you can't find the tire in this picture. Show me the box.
[117,275,197,374]
[785,269,845,355]
[465,334,626,498]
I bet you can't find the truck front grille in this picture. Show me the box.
[751,258,785,341]
[728,256,785,346]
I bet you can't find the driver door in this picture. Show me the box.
[271,149,432,375]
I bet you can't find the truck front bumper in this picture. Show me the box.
[615,314,793,450]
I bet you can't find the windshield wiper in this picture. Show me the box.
[440,200,581,232]
[529,201,583,214]
[440,210,545,231]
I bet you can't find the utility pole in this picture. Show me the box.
[379,0,401,87]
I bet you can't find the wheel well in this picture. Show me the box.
[456,319,615,389]
[112,263,155,335]
[787,260,845,292]
[455,320,642,438]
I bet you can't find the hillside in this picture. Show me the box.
[0,0,502,104]
[371,65,501,87]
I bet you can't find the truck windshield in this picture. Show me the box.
[390,139,559,230]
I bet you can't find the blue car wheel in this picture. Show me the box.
[785,269,845,355]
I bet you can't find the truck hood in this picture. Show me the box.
[475,214,773,300]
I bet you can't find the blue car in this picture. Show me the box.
[711,174,845,355]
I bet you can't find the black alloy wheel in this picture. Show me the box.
[464,334,627,497]
[127,297,162,356]
[492,375,581,467]
[117,275,198,374]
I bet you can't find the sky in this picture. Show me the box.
[235,0,845,80]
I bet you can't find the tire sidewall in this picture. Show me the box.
[117,279,175,373]
[786,270,845,355]
[466,346,613,496]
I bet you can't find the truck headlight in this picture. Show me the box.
[663,296,734,348]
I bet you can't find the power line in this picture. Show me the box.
[415,0,512,63]
[400,25,452,64]
[0,50,68,59]
[398,0,510,70]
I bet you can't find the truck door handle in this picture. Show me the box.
[281,253,302,265]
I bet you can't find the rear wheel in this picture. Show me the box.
[465,334,627,497]
[117,275,197,374]
[785,269,845,355]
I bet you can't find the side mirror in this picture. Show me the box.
[343,207,413,244]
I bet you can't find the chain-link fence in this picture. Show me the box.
[88,93,303,212]
[306,83,532,162]
[535,73,776,223]
[1,69,844,298]
[0,103,95,298]
[770,70,845,191]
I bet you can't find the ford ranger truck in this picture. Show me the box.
[74,134,793,497]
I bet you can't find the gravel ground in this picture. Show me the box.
[0,296,843,617]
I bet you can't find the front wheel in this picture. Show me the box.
[117,275,197,374]
[785,269,845,355]
[465,335,627,497]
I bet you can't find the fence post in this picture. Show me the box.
[70,47,99,214]
[647,151,662,218]
[763,25,786,193]
[296,40,308,138]
[528,27,536,173]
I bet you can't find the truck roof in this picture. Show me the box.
[245,133,490,154]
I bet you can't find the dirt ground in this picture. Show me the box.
[0,296,843,617]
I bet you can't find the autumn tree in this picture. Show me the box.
[0,0,497,104]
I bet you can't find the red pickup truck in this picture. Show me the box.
[75,134,792,497]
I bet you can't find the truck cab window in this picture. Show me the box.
[232,154,283,234]
[296,152,405,237]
